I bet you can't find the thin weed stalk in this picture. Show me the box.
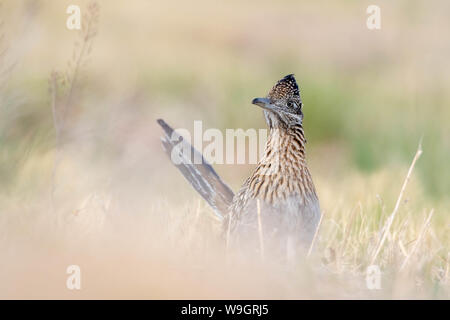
[370,139,423,265]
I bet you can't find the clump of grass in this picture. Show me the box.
[313,143,448,298]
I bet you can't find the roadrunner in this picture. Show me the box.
[157,74,320,257]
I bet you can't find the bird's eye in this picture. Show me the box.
[287,101,295,108]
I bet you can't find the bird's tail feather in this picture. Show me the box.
[157,119,234,219]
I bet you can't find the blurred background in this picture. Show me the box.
[0,0,449,298]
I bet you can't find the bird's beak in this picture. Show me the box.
[252,97,275,111]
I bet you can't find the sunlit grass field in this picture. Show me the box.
[0,0,449,298]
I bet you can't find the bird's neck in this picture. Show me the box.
[246,124,316,203]
[262,124,307,169]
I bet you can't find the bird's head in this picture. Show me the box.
[252,74,303,129]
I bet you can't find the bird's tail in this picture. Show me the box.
[157,119,234,220]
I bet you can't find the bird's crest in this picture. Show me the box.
[268,74,300,100]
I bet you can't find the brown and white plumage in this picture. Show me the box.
[158,74,320,258]
[227,74,320,256]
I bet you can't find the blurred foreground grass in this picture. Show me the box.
[0,0,449,298]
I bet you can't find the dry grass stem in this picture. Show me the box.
[256,199,265,259]
[370,140,423,265]
[400,209,434,271]
[307,210,324,257]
